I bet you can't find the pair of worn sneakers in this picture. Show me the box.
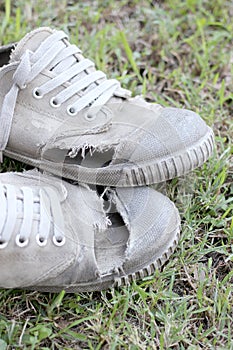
[0,27,214,292]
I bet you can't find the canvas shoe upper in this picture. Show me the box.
[0,170,180,292]
[0,27,214,186]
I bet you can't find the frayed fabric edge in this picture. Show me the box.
[79,182,113,233]
[67,142,117,160]
[107,188,132,262]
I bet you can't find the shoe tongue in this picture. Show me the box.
[10,27,54,62]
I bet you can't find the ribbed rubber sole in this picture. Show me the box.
[4,127,214,187]
[123,128,215,186]
[113,227,181,288]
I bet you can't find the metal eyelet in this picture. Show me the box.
[67,106,77,116]
[32,88,43,99]
[36,234,47,247]
[50,97,61,108]
[0,239,8,249]
[53,235,66,247]
[15,234,29,248]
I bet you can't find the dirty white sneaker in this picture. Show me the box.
[0,170,180,292]
[0,27,214,186]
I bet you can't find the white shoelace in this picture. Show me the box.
[0,30,131,161]
[0,184,65,249]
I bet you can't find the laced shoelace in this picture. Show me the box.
[0,184,65,249]
[0,30,131,161]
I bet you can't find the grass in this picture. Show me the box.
[0,0,232,348]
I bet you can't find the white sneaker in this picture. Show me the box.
[0,27,214,186]
[0,170,180,292]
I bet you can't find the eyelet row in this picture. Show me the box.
[66,106,96,121]
[0,235,66,249]
[35,234,66,247]
[32,88,96,121]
